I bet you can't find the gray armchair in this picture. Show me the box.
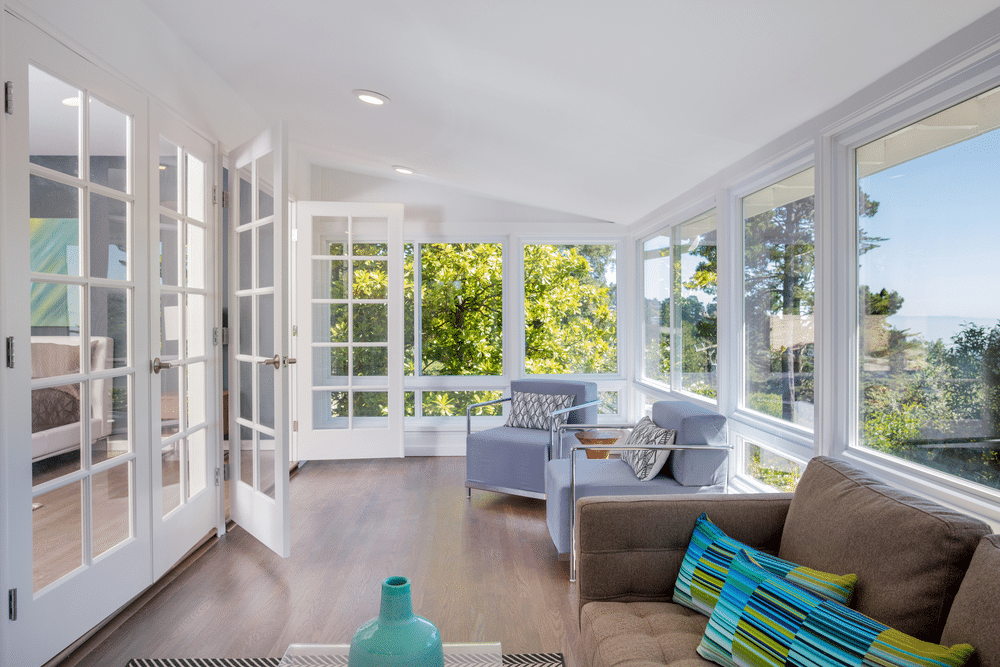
[465,379,599,500]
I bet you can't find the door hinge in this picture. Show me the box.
[221,190,230,209]
[293,420,298,432]
[5,82,13,115]
[220,327,229,345]
[212,185,217,205]
[223,462,230,480]
[213,327,219,346]
[5,336,13,368]
[292,325,298,337]
[291,228,298,242]
[8,589,16,621]
[215,467,221,487]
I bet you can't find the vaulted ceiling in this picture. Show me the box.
[137,0,1000,223]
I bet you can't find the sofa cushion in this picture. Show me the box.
[621,416,676,481]
[651,400,728,486]
[580,601,714,667]
[778,456,990,642]
[698,549,974,667]
[940,534,1000,667]
[673,513,856,615]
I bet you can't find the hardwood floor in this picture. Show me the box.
[61,457,582,667]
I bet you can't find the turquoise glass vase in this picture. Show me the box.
[348,576,444,667]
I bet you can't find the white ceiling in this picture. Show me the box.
[136,0,1000,224]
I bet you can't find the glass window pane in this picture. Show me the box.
[186,293,205,358]
[31,383,82,482]
[354,303,387,343]
[30,177,81,276]
[857,86,1000,490]
[422,390,504,417]
[313,390,348,429]
[88,95,128,192]
[160,365,180,439]
[158,136,180,211]
[187,362,207,428]
[188,429,207,498]
[353,346,388,376]
[258,363,274,430]
[95,374,130,463]
[259,294,274,358]
[675,210,719,400]
[32,282,82,341]
[353,260,387,299]
[599,391,619,415]
[92,462,131,557]
[238,229,252,291]
[744,442,804,492]
[354,391,388,425]
[89,193,128,280]
[239,424,253,487]
[524,244,617,374]
[352,217,387,256]
[258,223,274,289]
[238,296,252,356]
[91,286,128,368]
[259,432,275,499]
[743,168,815,428]
[29,66,80,178]
[421,243,503,377]
[404,244,414,377]
[160,215,180,286]
[313,218,348,255]
[642,235,670,385]
[313,260,347,299]
[238,168,252,227]
[186,223,205,289]
[159,292,180,361]
[161,442,180,517]
[186,153,206,222]
[313,346,348,385]
[33,481,83,592]
[238,362,252,422]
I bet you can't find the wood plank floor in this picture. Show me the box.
[62,457,582,667]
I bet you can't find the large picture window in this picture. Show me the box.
[742,168,815,428]
[523,244,618,375]
[857,86,1000,489]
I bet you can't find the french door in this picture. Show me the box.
[1,15,153,666]
[293,202,404,460]
[228,122,292,558]
[149,106,219,579]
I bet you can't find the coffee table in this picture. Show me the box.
[279,642,502,667]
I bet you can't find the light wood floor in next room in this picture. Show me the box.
[61,457,583,667]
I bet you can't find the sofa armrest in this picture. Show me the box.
[576,492,793,617]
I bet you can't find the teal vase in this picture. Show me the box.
[348,576,444,667]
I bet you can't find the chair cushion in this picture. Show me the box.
[510,378,599,425]
[698,550,974,667]
[466,426,552,495]
[580,601,713,667]
[779,456,990,642]
[621,416,676,481]
[505,391,575,430]
[651,400,728,486]
[673,513,856,615]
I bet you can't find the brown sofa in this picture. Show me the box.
[576,456,999,667]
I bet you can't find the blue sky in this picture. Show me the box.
[859,128,1000,343]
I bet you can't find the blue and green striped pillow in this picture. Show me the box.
[673,513,856,615]
[698,549,974,667]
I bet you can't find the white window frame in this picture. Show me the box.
[824,51,1000,526]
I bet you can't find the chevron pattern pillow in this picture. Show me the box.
[698,549,974,667]
[504,391,576,430]
[620,416,675,480]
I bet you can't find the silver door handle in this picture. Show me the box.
[152,357,173,374]
[257,354,281,369]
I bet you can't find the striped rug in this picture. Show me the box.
[125,653,564,667]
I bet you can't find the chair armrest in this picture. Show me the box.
[466,397,510,435]
[576,492,793,618]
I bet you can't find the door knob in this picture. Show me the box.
[257,354,281,369]
[284,356,297,366]
[152,357,173,374]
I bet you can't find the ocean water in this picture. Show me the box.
[886,315,1000,344]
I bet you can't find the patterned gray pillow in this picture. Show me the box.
[504,391,576,430]
[621,416,676,481]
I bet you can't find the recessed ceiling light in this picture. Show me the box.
[61,96,80,107]
[393,166,415,175]
[353,89,390,105]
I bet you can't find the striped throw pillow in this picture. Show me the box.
[698,549,974,667]
[673,513,856,615]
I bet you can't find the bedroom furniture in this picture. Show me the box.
[465,379,599,500]
[545,399,729,575]
[31,336,113,462]
[574,456,997,667]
